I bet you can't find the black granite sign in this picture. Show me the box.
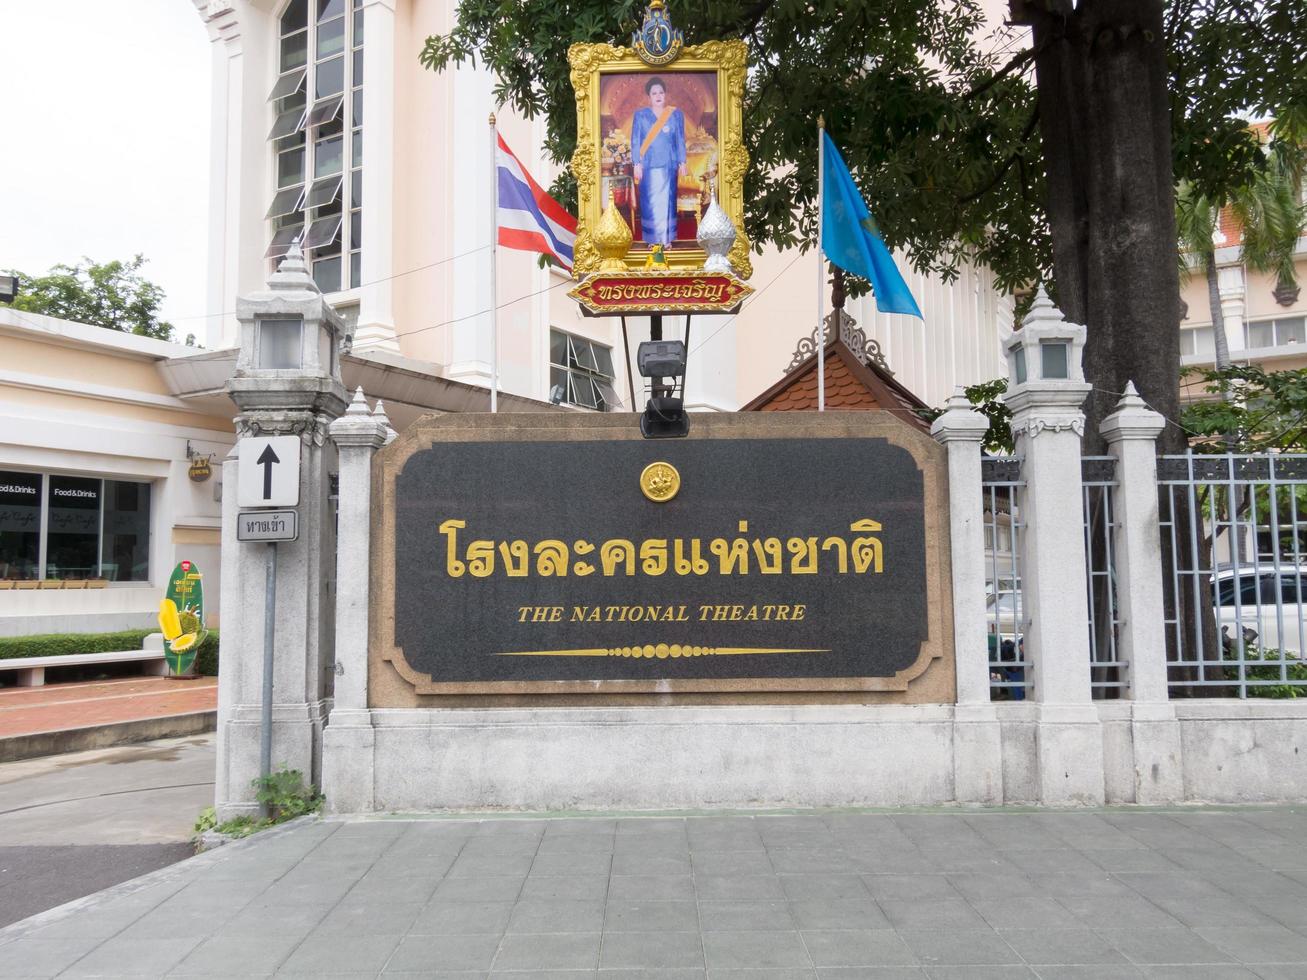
[391,436,930,684]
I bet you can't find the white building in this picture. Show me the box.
[192,0,1013,414]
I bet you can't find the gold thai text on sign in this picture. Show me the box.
[437,519,884,579]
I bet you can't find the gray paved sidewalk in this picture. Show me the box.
[3,808,1307,978]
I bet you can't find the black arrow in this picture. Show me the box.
[256,444,280,500]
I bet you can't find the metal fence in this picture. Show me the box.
[1083,456,1124,696]
[1158,453,1307,697]
[982,456,1124,700]
[982,457,1026,700]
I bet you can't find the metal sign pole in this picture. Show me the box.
[260,541,277,818]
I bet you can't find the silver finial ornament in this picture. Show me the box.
[697,185,736,275]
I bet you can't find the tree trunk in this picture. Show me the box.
[1013,0,1219,696]
[1205,259,1231,370]
[1015,0,1182,455]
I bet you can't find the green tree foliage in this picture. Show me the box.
[6,255,175,341]
[1182,365,1307,454]
[1176,128,1307,372]
[420,1,1304,299]
[920,378,1014,454]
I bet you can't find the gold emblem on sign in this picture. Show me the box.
[640,461,680,502]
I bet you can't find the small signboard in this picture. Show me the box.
[158,560,206,677]
[237,510,298,542]
[569,271,752,316]
[238,436,301,507]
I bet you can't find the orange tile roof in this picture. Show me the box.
[742,339,931,430]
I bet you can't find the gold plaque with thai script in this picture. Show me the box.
[569,270,752,315]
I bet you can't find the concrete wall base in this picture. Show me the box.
[217,701,328,820]
[316,699,1307,812]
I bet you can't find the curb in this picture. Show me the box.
[0,711,217,764]
[0,814,324,945]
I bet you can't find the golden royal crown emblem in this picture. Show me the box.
[640,461,681,502]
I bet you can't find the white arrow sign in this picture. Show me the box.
[238,436,301,508]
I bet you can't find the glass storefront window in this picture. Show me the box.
[0,471,152,583]
[0,470,42,581]
[102,482,151,582]
[46,476,101,579]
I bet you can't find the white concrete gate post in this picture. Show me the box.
[321,389,392,813]
[217,248,349,818]
[1003,289,1105,805]
[1101,383,1183,803]
[931,391,1003,804]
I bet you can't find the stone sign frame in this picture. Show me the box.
[368,413,954,706]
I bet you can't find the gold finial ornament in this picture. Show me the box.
[640,461,681,503]
[595,186,634,273]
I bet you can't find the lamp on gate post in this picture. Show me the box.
[0,274,16,305]
[637,338,689,438]
[1005,286,1087,390]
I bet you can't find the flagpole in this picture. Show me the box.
[816,115,826,413]
[489,112,499,414]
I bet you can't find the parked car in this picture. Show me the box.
[1211,564,1307,655]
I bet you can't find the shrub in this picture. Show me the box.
[0,629,219,676]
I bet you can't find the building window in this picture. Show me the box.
[269,0,363,293]
[1180,325,1215,357]
[549,330,619,411]
[1246,315,1306,350]
[0,470,151,583]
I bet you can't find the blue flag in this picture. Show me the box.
[821,132,923,318]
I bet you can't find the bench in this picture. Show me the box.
[0,637,167,687]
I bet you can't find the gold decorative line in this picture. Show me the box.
[495,645,829,658]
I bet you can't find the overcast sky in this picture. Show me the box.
[0,1,210,336]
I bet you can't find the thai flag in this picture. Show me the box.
[496,134,576,271]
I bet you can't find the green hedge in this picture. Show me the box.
[0,629,219,676]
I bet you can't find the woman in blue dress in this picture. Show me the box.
[630,77,687,247]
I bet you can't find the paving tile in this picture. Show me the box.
[702,931,811,969]
[698,876,787,901]
[895,929,1020,966]
[1139,968,1263,979]
[544,817,618,836]
[946,874,1041,901]
[999,850,1103,875]
[1025,967,1146,979]
[800,930,919,968]
[778,876,869,901]
[923,968,1036,980]
[1078,850,1185,874]
[447,852,538,878]
[170,932,304,975]
[996,929,1128,966]
[410,901,514,935]
[605,900,699,933]
[475,819,549,837]
[538,834,617,855]
[767,850,853,875]
[788,900,888,931]
[599,931,706,969]
[971,897,1084,931]
[861,875,959,903]
[346,871,443,903]
[315,900,423,936]
[610,875,696,901]
[520,875,612,901]
[386,934,504,972]
[613,853,693,876]
[531,852,614,877]
[879,899,989,930]
[710,971,817,980]
[689,833,767,854]
[1196,925,1307,964]
[842,849,936,875]
[278,934,402,974]
[507,899,606,934]
[432,876,528,902]
[1053,896,1183,929]
[618,819,689,836]
[1097,928,1237,965]
[493,933,602,971]
[693,852,777,877]
[0,938,116,979]
[698,901,795,932]
[1149,898,1274,929]
[1030,875,1137,899]
[600,971,704,980]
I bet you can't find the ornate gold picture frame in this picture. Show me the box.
[568,40,752,279]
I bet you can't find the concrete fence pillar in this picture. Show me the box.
[1101,383,1183,803]
[321,388,392,813]
[932,390,1003,803]
[1003,288,1105,804]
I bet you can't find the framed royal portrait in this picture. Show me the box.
[568,40,751,279]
